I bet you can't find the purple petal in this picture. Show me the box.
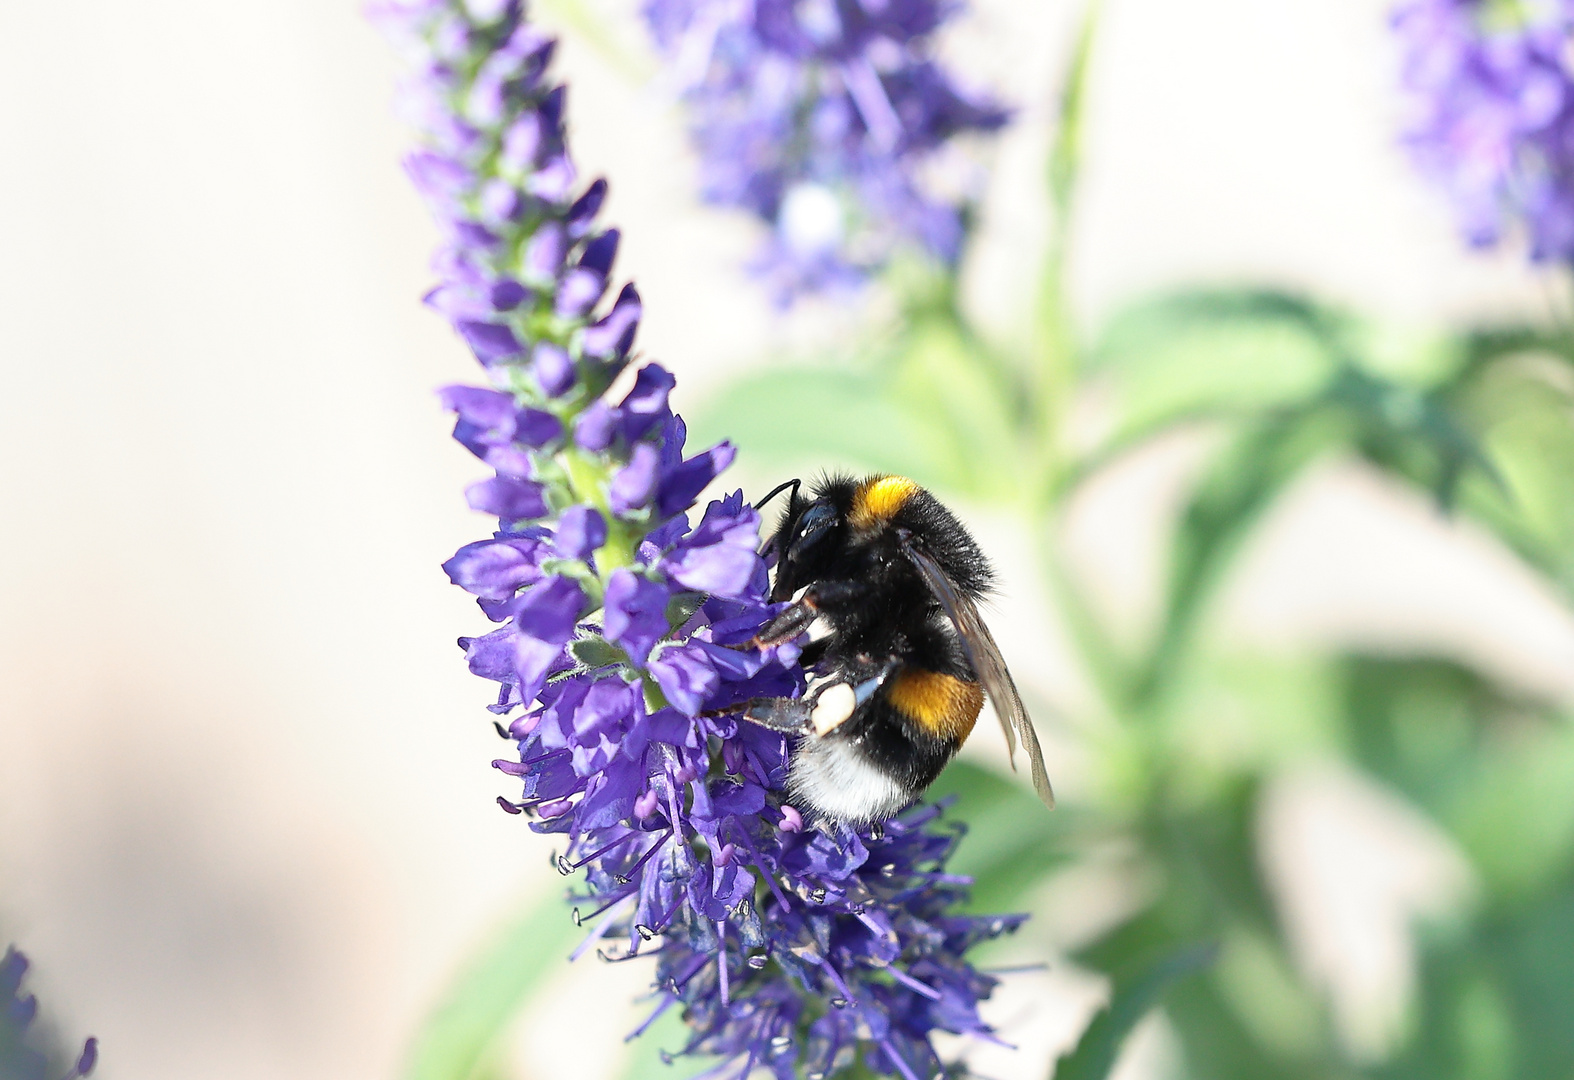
[490,278,529,311]
[457,319,524,363]
[522,221,567,282]
[404,150,470,203]
[555,267,605,317]
[443,536,549,599]
[579,228,621,275]
[603,568,669,662]
[567,178,608,235]
[555,505,607,559]
[75,1037,99,1077]
[500,112,545,173]
[610,442,661,514]
[466,475,547,520]
[460,626,518,683]
[439,385,516,430]
[574,401,620,451]
[648,643,720,714]
[583,283,643,359]
[479,178,522,223]
[656,441,737,518]
[577,756,641,825]
[618,363,676,441]
[574,678,636,740]
[513,575,586,643]
[515,407,563,448]
[532,342,576,397]
[660,492,763,598]
[529,153,577,200]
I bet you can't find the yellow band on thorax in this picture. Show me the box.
[848,475,919,531]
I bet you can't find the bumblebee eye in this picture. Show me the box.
[787,502,838,561]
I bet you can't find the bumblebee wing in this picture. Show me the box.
[904,545,1055,810]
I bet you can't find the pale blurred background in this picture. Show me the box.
[2,1,1570,1079]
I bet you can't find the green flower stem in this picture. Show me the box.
[556,445,641,575]
[1027,0,1101,514]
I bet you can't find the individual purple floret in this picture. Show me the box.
[2,947,98,1080]
[1394,0,1574,263]
[374,1,1023,1075]
[644,0,1009,302]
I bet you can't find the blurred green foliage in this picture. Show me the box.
[412,2,1574,1078]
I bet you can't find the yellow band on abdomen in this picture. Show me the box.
[887,669,983,743]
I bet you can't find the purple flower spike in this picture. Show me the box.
[644,0,1009,303]
[377,2,1024,1075]
[1394,0,1574,264]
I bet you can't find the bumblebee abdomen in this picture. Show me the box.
[786,675,975,825]
[786,735,915,825]
[886,669,984,744]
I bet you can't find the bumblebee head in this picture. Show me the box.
[767,477,857,603]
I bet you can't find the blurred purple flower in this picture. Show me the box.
[645,0,1009,303]
[3,947,97,1080]
[1394,0,1574,262]
[376,1,1023,1075]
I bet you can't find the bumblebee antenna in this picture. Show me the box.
[754,478,800,512]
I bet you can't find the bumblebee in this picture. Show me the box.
[738,474,1054,824]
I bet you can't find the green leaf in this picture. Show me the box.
[1036,0,1102,428]
[1454,353,1574,593]
[690,365,938,479]
[570,634,626,670]
[1138,406,1342,706]
[887,316,1028,501]
[688,316,1027,502]
[403,893,581,1080]
[1051,943,1218,1080]
[1451,322,1574,384]
[1088,289,1345,437]
[1324,364,1502,511]
[1047,0,1099,224]
[665,591,705,631]
[1341,656,1574,903]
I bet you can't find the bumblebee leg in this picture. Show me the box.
[753,601,816,647]
[736,697,812,734]
[753,581,869,646]
[731,663,873,736]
